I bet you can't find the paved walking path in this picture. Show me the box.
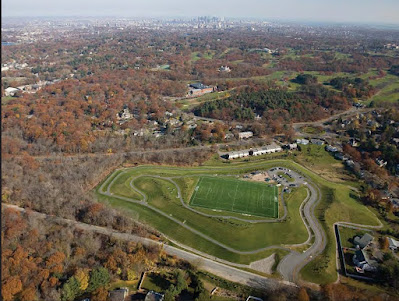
[99,165,326,283]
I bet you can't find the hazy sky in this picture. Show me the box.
[2,0,399,24]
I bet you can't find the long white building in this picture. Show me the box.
[225,142,282,160]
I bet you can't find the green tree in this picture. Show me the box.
[87,267,110,292]
[61,276,81,301]
[195,290,210,301]
[175,270,187,293]
[164,286,178,301]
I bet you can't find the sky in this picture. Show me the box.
[2,0,399,25]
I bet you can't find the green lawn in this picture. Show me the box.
[338,226,368,249]
[294,144,356,184]
[177,90,231,111]
[141,272,173,292]
[108,280,139,292]
[1,95,14,105]
[369,73,399,103]
[97,158,380,275]
[97,162,310,263]
[190,176,278,218]
[190,51,215,62]
[299,125,325,135]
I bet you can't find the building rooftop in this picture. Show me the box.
[145,291,164,301]
[354,233,373,249]
[189,83,209,90]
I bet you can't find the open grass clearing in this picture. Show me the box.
[97,158,380,274]
[338,226,368,249]
[108,280,139,292]
[176,90,231,111]
[130,176,307,252]
[190,176,278,218]
[295,144,356,184]
[299,125,325,135]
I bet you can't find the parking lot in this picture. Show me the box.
[267,167,306,191]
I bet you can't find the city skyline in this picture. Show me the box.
[2,0,399,25]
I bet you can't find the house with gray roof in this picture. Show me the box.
[388,237,399,251]
[353,233,374,249]
[353,249,377,273]
[145,291,164,301]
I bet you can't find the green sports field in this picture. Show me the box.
[189,177,278,218]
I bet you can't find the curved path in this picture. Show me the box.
[129,174,290,223]
[2,203,296,291]
[99,165,326,282]
[101,171,295,254]
[277,182,325,283]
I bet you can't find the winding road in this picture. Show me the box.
[98,165,327,283]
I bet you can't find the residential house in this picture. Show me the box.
[345,160,355,168]
[349,138,358,147]
[353,248,377,273]
[219,65,231,72]
[239,131,254,139]
[376,158,387,167]
[224,133,234,140]
[116,108,132,121]
[353,233,374,249]
[310,139,324,146]
[325,145,338,152]
[108,287,129,301]
[4,87,19,96]
[334,152,345,160]
[388,237,399,251]
[296,138,309,145]
[145,291,164,301]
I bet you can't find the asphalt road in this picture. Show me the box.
[267,167,326,282]
[100,170,293,254]
[100,165,327,284]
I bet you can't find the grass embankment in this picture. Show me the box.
[97,162,309,263]
[299,125,325,135]
[298,173,380,284]
[338,226,367,249]
[294,145,357,184]
[177,90,231,111]
[369,73,399,103]
[133,175,306,252]
[97,158,380,277]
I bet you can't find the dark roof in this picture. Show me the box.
[108,288,128,301]
[355,249,366,263]
[353,233,373,249]
[145,291,164,301]
[189,83,209,90]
